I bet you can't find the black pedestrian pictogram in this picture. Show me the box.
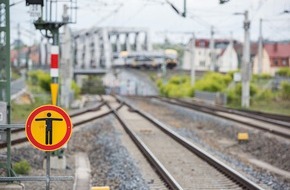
[35,112,63,145]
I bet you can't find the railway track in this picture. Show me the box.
[154,96,290,139]
[0,101,111,150]
[2,95,280,189]
[106,95,263,190]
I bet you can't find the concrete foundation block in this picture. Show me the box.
[0,183,25,190]
[43,156,67,170]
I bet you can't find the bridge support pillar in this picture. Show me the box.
[125,33,131,52]
[135,32,142,51]
[144,31,152,51]
[116,34,121,53]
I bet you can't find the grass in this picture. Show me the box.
[250,99,290,116]
[11,96,50,123]
[11,84,51,123]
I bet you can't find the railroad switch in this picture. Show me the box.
[91,186,110,190]
[237,133,249,142]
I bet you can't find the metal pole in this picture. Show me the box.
[46,152,50,190]
[183,0,186,17]
[45,29,59,190]
[258,18,263,75]
[162,51,167,82]
[229,31,233,70]
[190,33,195,86]
[17,23,21,67]
[210,26,215,71]
[1,0,12,177]
[50,0,52,21]
[242,10,250,108]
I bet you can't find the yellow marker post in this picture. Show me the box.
[91,187,110,190]
[237,133,249,141]
[51,83,59,105]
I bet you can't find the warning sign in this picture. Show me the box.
[25,105,72,151]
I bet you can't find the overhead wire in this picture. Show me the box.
[9,0,25,7]
[263,22,289,40]
[121,2,149,25]
[75,0,289,43]
[94,3,124,25]
[249,0,269,21]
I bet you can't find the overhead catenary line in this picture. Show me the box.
[9,0,25,7]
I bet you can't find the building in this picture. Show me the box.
[234,42,258,69]
[217,40,238,73]
[252,42,290,76]
[183,38,238,73]
[10,45,41,68]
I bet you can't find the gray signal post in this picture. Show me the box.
[241,11,251,108]
[221,1,251,108]
[190,33,195,86]
[234,10,251,108]
[0,0,13,177]
[25,1,76,189]
[27,3,63,189]
[258,18,263,75]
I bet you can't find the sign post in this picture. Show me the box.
[25,105,72,190]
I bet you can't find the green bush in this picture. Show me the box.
[226,83,241,106]
[227,70,239,80]
[81,76,106,94]
[38,73,51,92]
[156,79,163,88]
[28,70,51,92]
[194,72,232,92]
[280,81,290,100]
[169,76,182,85]
[28,70,40,85]
[226,83,258,106]
[71,80,81,98]
[156,72,234,98]
[276,68,290,77]
[252,74,272,81]
[250,83,258,96]
[157,75,193,98]
[13,160,31,175]
[255,89,274,101]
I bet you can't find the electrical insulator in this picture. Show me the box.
[220,0,230,4]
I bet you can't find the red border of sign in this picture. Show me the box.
[25,105,72,151]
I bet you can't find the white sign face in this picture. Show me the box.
[29,5,42,19]
[234,73,241,82]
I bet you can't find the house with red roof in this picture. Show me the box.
[183,38,238,72]
[253,43,290,76]
[10,45,41,67]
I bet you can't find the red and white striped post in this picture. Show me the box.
[50,45,59,105]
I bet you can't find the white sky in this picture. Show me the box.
[10,0,290,45]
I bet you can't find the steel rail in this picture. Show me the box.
[173,97,290,127]
[157,97,290,139]
[117,96,263,190]
[105,101,184,190]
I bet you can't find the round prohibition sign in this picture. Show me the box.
[25,105,72,151]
